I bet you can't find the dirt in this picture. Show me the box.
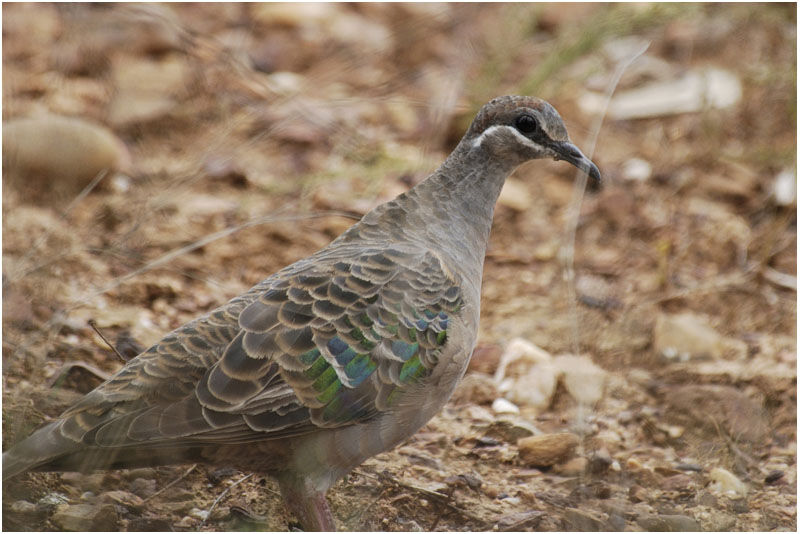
[2,3,796,531]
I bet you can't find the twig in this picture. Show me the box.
[64,210,359,312]
[88,319,129,362]
[143,464,197,502]
[47,361,113,387]
[429,484,456,531]
[562,40,651,356]
[202,473,253,525]
[761,266,797,291]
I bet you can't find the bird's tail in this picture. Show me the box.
[2,421,83,480]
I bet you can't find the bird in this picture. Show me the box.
[3,95,601,531]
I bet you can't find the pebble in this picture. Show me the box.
[518,432,579,467]
[10,499,42,520]
[772,169,796,206]
[99,490,144,512]
[189,507,210,521]
[637,513,700,532]
[765,470,785,484]
[564,508,604,531]
[485,419,539,443]
[709,467,748,498]
[622,158,653,182]
[505,360,558,410]
[37,492,70,511]
[553,354,607,405]
[494,338,552,382]
[554,456,588,476]
[654,312,725,360]
[174,515,198,528]
[661,474,695,491]
[628,484,648,503]
[492,397,520,414]
[51,503,119,531]
[3,115,130,204]
[129,477,157,497]
[494,510,544,531]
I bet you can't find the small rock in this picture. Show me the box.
[518,433,579,467]
[600,500,632,519]
[492,397,520,414]
[772,169,796,206]
[129,477,157,497]
[51,503,118,531]
[494,510,545,531]
[637,514,700,532]
[661,474,695,492]
[554,457,588,476]
[99,490,144,512]
[587,448,613,475]
[654,312,727,360]
[580,67,742,119]
[695,491,718,507]
[607,512,626,531]
[10,499,43,520]
[553,354,607,405]
[494,338,553,382]
[628,484,648,503]
[675,462,703,472]
[174,515,197,528]
[709,467,747,498]
[728,499,749,514]
[189,507,210,521]
[622,158,653,181]
[765,470,785,484]
[700,510,737,531]
[37,492,71,512]
[3,115,130,204]
[564,508,604,531]
[505,360,558,410]
[485,419,540,443]
[126,517,174,531]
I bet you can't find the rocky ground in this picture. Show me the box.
[2,3,796,531]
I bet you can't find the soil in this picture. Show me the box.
[2,3,796,532]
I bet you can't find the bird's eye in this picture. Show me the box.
[514,114,538,135]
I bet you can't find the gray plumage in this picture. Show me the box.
[3,95,600,530]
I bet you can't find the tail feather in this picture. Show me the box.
[3,421,83,480]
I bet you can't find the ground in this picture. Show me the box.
[2,3,796,532]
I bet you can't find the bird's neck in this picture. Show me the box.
[358,142,517,283]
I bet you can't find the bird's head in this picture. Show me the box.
[465,95,601,190]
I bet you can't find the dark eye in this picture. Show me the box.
[514,114,538,135]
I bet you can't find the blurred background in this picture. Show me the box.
[2,2,796,531]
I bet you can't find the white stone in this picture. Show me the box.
[553,354,607,405]
[580,67,742,119]
[492,397,520,415]
[709,467,748,498]
[772,169,796,206]
[621,158,652,181]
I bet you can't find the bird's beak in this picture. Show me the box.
[553,142,602,191]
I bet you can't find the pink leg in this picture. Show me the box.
[278,476,337,531]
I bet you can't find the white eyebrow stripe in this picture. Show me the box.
[471,124,546,152]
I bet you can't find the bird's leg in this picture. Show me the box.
[278,475,337,531]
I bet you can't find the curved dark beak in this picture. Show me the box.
[553,142,602,191]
